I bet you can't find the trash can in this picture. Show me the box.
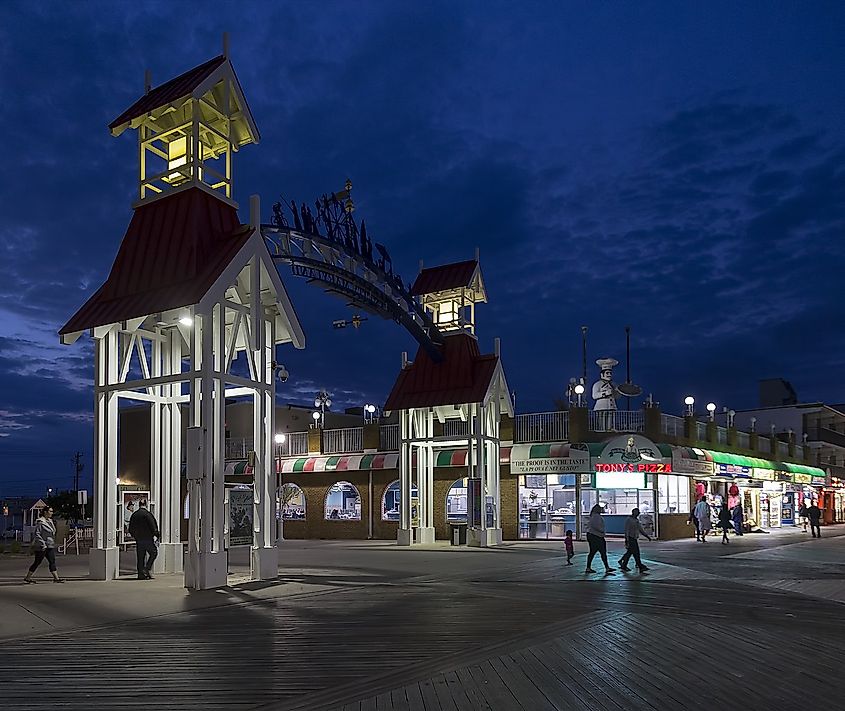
[450,523,468,546]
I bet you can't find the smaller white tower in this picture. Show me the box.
[410,258,487,335]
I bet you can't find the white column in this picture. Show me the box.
[417,408,435,544]
[397,409,413,545]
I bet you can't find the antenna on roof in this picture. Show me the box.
[223,31,230,58]
[475,246,480,261]
[144,69,151,95]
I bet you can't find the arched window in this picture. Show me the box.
[324,481,362,521]
[446,478,468,522]
[279,483,306,520]
[381,480,418,521]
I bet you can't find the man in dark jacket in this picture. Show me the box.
[807,502,822,538]
[128,500,160,579]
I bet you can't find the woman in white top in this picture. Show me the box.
[693,497,712,543]
[24,506,64,583]
[585,504,615,575]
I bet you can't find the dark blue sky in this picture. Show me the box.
[1,2,844,495]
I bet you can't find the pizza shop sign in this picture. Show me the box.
[595,461,672,473]
[593,435,670,486]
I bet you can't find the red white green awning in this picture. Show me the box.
[281,452,399,473]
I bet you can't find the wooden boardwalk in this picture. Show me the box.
[1,531,844,710]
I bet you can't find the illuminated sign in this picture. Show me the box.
[595,472,648,489]
[594,462,672,473]
[716,463,752,477]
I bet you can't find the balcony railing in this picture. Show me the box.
[736,431,750,449]
[379,424,399,451]
[696,422,707,440]
[514,411,569,443]
[756,436,770,454]
[443,420,470,438]
[717,426,728,445]
[777,440,789,459]
[589,410,644,433]
[794,443,804,460]
[224,431,308,460]
[660,414,683,437]
[322,427,363,454]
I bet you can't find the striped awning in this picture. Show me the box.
[280,452,399,473]
[225,461,253,477]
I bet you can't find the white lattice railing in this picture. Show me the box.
[443,420,470,437]
[589,410,644,433]
[225,432,308,460]
[379,424,399,451]
[514,411,569,443]
[717,426,728,444]
[661,414,683,437]
[322,427,363,454]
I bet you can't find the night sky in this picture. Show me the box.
[1,2,844,495]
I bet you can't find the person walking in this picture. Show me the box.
[585,504,615,575]
[718,503,732,544]
[807,501,822,538]
[128,499,160,580]
[24,506,64,583]
[694,496,711,542]
[798,501,809,532]
[687,507,701,542]
[731,503,743,535]
[618,508,652,572]
[564,529,575,566]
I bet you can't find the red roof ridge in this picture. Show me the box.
[109,55,227,132]
[410,259,479,296]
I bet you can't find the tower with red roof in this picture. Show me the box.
[59,47,304,588]
[385,257,512,546]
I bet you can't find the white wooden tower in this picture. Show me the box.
[60,49,305,589]
[386,259,511,547]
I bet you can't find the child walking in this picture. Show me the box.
[564,529,575,565]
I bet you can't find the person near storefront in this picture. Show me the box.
[718,504,732,544]
[694,496,711,542]
[807,502,822,538]
[798,501,809,532]
[732,504,744,536]
[618,508,651,572]
[564,529,575,566]
[24,506,64,584]
[585,505,615,575]
[687,507,701,542]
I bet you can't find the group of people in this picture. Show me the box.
[798,500,823,537]
[688,496,744,544]
[23,500,161,583]
[563,505,651,575]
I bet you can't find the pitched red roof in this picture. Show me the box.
[60,188,249,335]
[410,259,478,296]
[109,55,227,132]
[384,332,499,410]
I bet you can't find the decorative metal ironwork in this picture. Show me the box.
[262,182,445,362]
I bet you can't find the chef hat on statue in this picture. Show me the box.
[596,357,619,374]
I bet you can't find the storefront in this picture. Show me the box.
[582,435,671,537]
[511,443,589,540]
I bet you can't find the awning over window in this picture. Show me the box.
[280,453,400,473]
[700,448,827,483]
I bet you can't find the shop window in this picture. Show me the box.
[324,481,361,521]
[280,483,306,520]
[381,480,418,521]
[657,475,690,514]
[446,478,468,522]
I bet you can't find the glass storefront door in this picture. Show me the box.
[580,486,656,537]
[518,474,576,539]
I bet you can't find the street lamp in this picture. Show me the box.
[706,402,716,421]
[274,433,286,444]
[363,403,378,424]
[684,396,695,417]
[574,383,585,407]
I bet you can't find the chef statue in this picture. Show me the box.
[592,358,621,430]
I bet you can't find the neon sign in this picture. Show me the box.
[594,462,672,473]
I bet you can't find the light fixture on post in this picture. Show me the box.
[684,396,695,417]
[706,402,716,421]
[750,416,757,433]
[728,410,736,428]
[363,403,378,424]
[178,315,193,326]
[574,383,585,407]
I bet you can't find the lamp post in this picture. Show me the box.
[314,389,331,454]
[684,396,695,417]
[273,433,286,542]
[706,402,716,421]
[574,383,585,407]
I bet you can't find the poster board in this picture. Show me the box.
[228,488,253,547]
[121,490,150,544]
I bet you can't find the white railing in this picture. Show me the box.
[322,427,363,454]
[696,421,707,441]
[717,426,728,444]
[588,410,644,433]
[736,431,750,449]
[778,440,789,459]
[379,424,399,451]
[225,432,309,460]
[443,420,470,438]
[661,414,683,437]
[515,411,569,443]
[794,443,804,460]
[756,436,770,455]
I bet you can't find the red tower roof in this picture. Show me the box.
[384,333,499,410]
[409,259,479,296]
[60,188,249,336]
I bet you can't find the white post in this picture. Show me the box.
[397,409,413,545]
